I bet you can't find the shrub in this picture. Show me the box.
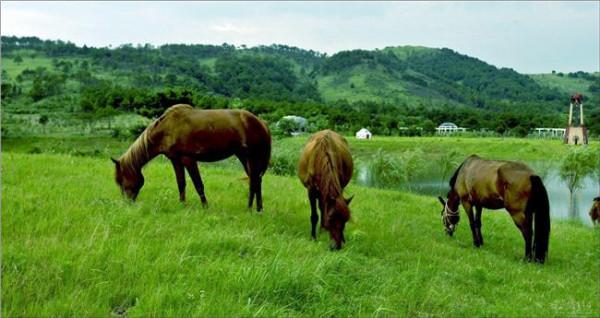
[110,128,122,138]
[366,148,404,188]
[28,147,42,154]
[269,148,298,176]
[128,123,147,138]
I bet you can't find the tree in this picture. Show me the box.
[29,71,65,101]
[559,147,596,217]
[38,114,49,134]
[275,117,300,136]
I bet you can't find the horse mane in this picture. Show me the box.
[448,160,466,189]
[119,115,164,171]
[119,105,191,172]
[119,122,154,172]
[314,132,343,200]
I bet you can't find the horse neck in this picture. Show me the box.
[120,131,157,174]
[447,188,460,210]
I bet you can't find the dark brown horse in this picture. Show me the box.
[590,197,600,224]
[298,130,354,249]
[111,104,271,211]
[438,155,551,263]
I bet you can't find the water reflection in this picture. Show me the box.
[356,164,597,225]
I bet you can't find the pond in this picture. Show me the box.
[356,164,597,225]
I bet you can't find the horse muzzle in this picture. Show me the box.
[445,224,456,236]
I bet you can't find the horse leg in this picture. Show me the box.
[475,205,484,246]
[464,203,480,247]
[182,157,208,207]
[246,163,264,212]
[171,158,186,202]
[318,196,326,229]
[237,154,255,211]
[247,181,256,211]
[243,153,266,212]
[252,174,263,212]
[511,211,532,261]
[309,188,318,240]
[523,211,533,261]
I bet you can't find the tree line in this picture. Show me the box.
[1,35,598,137]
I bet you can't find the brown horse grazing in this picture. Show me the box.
[298,130,354,250]
[111,104,271,211]
[438,155,551,263]
[590,197,600,224]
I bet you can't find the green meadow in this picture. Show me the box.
[2,135,599,317]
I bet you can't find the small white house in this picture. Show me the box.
[355,128,372,139]
[436,122,467,134]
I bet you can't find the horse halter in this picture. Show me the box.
[443,201,459,219]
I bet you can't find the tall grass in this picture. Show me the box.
[2,152,598,317]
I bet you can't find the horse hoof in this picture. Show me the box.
[329,242,343,251]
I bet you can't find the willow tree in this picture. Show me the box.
[559,147,595,217]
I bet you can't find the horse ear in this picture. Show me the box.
[438,196,446,206]
[111,157,120,166]
[345,195,354,205]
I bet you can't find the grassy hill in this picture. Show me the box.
[4,36,597,109]
[2,36,599,137]
[315,47,454,105]
[2,151,598,317]
[529,72,599,96]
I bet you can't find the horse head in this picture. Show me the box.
[591,197,600,224]
[438,191,460,236]
[112,157,144,201]
[326,195,353,250]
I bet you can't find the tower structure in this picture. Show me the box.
[564,93,588,145]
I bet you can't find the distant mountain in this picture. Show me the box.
[3,36,598,110]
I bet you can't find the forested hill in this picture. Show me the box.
[2,36,599,136]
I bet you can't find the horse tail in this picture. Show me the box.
[528,175,550,263]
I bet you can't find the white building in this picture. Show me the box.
[355,128,372,139]
[436,122,467,134]
[533,128,566,139]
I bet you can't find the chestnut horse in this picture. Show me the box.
[590,197,600,224]
[111,104,271,211]
[298,130,353,249]
[438,155,550,263]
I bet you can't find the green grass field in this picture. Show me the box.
[2,55,55,78]
[2,149,599,317]
[4,135,591,163]
[276,135,591,162]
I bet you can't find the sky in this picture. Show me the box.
[1,1,599,74]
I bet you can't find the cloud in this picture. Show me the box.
[1,1,598,73]
[210,23,259,35]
